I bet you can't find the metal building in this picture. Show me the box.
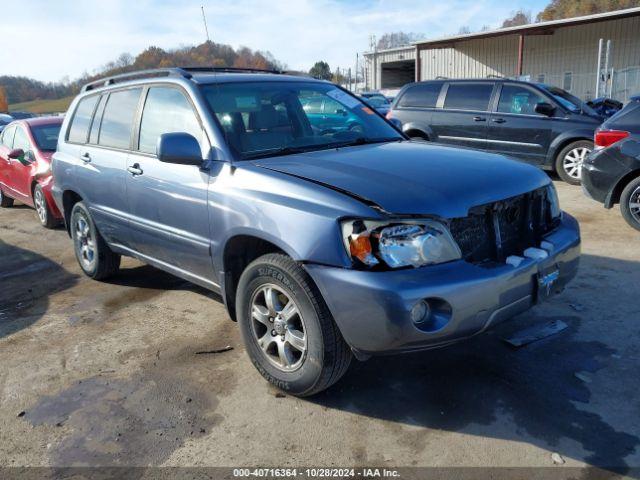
[364,7,640,102]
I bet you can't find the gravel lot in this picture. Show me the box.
[0,180,639,473]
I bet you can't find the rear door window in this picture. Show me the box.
[397,83,441,108]
[89,95,108,144]
[68,95,99,144]
[138,87,203,154]
[98,88,142,150]
[444,83,494,111]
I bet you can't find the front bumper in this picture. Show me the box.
[39,176,63,220]
[305,213,580,355]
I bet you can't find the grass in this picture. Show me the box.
[8,96,74,114]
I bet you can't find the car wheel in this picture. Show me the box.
[555,140,593,185]
[33,184,58,229]
[236,253,352,396]
[620,177,640,232]
[0,188,14,208]
[70,201,121,280]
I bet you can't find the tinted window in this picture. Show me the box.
[498,85,546,115]
[323,98,344,114]
[398,83,441,108]
[89,95,108,144]
[98,89,141,149]
[138,87,203,154]
[444,83,494,111]
[68,95,99,144]
[32,124,62,151]
[1,125,15,148]
[607,102,640,133]
[302,96,323,114]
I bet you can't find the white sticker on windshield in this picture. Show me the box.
[326,88,361,109]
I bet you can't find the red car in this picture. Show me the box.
[0,117,64,228]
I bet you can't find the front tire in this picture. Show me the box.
[33,184,58,229]
[236,253,352,396]
[620,177,640,232]
[555,140,593,185]
[70,202,121,280]
[0,188,14,208]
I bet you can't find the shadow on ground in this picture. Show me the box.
[313,254,640,473]
[0,240,78,338]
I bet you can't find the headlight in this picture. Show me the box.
[341,219,462,269]
[546,183,561,220]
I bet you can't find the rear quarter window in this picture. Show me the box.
[397,83,441,108]
[67,95,99,144]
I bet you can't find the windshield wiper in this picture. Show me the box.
[243,145,315,160]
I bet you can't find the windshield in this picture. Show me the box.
[366,96,390,107]
[202,81,402,160]
[540,85,597,115]
[31,124,61,151]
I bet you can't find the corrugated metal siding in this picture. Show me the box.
[364,15,640,100]
[419,35,519,80]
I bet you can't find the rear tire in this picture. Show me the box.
[33,184,58,229]
[236,253,352,397]
[70,202,121,280]
[555,140,593,185]
[620,177,640,232]
[0,188,14,208]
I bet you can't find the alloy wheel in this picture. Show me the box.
[562,147,590,180]
[249,284,307,372]
[34,189,47,224]
[74,214,96,270]
[629,186,640,224]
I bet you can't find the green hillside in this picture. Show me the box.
[8,96,74,114]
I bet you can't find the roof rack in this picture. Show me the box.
[81,66,285,92]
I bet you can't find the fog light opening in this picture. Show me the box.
[411,300,431,325]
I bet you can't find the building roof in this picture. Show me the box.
[364,6,640,55]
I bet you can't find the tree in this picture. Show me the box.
[502,9,532,27]
[537,0,640,22]
[376,32,421,50]
[458,26,471,34]
[309,61,332,80]
[0,86,8,112]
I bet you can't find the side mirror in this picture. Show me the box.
[8,148,25,160]
[535,102,556,117]
[157,133,203,166]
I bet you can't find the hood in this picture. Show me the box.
[253,141,550,218]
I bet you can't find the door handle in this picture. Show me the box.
[492,118,506,124]
[127,163,143,176]
[80,152,91,163]
[473,116,486,122]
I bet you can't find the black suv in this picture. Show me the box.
[388,79,603,185]
[582,95,640,231]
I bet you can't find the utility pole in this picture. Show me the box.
[201,5,210,42]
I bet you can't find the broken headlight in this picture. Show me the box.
[341,219,462,269]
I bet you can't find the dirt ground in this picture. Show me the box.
[0,180,639,474]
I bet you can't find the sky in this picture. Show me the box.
[1,0,549,83]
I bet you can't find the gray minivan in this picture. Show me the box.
[52,68,580,396]
[388,79,602,185]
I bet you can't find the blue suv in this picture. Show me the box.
[52,68,581,396]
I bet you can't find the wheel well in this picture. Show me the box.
[552,137,592,164]
[62,190,83,234]
[405,129,429,140]
[222,235,286,321]
[609,170,640,206]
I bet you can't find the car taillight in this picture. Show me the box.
[594,130,630,149]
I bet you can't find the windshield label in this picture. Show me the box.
[326,88,361,109]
